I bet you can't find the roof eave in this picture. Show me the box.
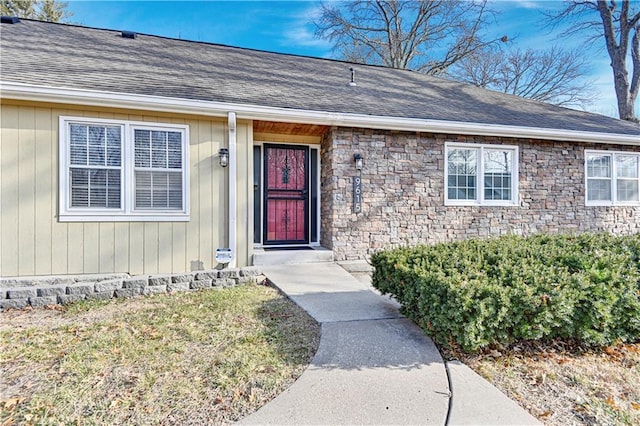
[1,81,637,146]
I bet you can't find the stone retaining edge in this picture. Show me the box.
[0,267,265,310]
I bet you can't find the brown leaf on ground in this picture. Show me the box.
[539,410,552,419]
[1,397,25,411]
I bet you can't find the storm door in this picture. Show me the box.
[263,144,309,245]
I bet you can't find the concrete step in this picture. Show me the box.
[252,247,333,266]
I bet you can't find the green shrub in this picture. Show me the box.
[371,233,640,352]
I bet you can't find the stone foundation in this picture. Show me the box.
[0,267,264,310]
[320,127,640,261]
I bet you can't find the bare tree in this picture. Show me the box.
[313,0,502,75]
[548,1,639,122]
[449,46,597,107]
[1,0,71,22]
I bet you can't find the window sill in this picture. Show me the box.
[585,202,640,207]
[58,213,190,222]
[445,201,518,207]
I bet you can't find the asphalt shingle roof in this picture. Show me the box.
[1,19,639,137]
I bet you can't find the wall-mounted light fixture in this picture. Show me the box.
[219,148,229,167]
[354,153,364,171]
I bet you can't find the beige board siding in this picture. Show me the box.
[0,102,239,276]
[1,104,20,276]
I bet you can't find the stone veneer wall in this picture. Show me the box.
[320,127,639,261]
[0,268,264,310]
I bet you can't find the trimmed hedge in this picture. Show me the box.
[371,233,640,352]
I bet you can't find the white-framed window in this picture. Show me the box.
[445,142,519,206]
[585,150,640,206]
[59,117,189,221]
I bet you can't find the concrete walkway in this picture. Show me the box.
[240,263,540,425]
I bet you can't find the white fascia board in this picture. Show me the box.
[2,81,638,146]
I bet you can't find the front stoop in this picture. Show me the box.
[252,247,333,266]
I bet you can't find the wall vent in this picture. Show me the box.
[1,16,20,24]
[121,30,136,39]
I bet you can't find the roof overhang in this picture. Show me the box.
[1,81,638,146]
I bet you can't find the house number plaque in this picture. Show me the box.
[353,176,362,213]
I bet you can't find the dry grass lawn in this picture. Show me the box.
[457,341,640,425]
[0,284,320,425]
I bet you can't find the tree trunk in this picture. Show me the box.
[597,1,639,122]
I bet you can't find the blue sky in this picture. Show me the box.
[64,0,636,118]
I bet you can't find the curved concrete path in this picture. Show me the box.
[240,263,540,425]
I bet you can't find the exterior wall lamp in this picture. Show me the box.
[219,148,229,167]
[354,153,364,171]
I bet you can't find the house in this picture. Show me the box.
[1,17,638,278]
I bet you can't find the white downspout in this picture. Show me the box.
[228,112,237,268]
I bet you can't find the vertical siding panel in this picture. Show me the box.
[143,222,159,274]
[83,223,100,273]
[51,108,68,274]
[114,223,130,273]
[129,225,144,275]
[171,222,186,273]
[198,120,214,269]
[66,224,84,273]
[157,222,173,273]
[185,119,200,271]
[99,223,115,273]
[18,106,36,275]
[0,105,20,276]
[34,107,54,274]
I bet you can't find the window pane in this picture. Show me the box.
[152,131,167,168]
[484,150,513,201]
[70,124,87,143]
[106,127,121,167]
[168,173,183,208]
[135,129,183,171]
[587,155,611,178]
[69,167,120,208]
[70,124,88,165]
[71,187,89,207]
[587,178,612,201]
[135,170,182,210]
[168,132,182,169]
[70,168,88,207]
[134,129,151,167]
[447,148,477,200]
[617,155,639,178]
[617,180,639,202]
[107,170,121,207]
[88,126,106,166]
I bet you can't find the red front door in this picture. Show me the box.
[264,145,309,244]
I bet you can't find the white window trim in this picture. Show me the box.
[444,142,519,207]
[585,149,640,207]
[59,116,190,222]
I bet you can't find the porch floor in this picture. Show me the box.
[252,246,333,266]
